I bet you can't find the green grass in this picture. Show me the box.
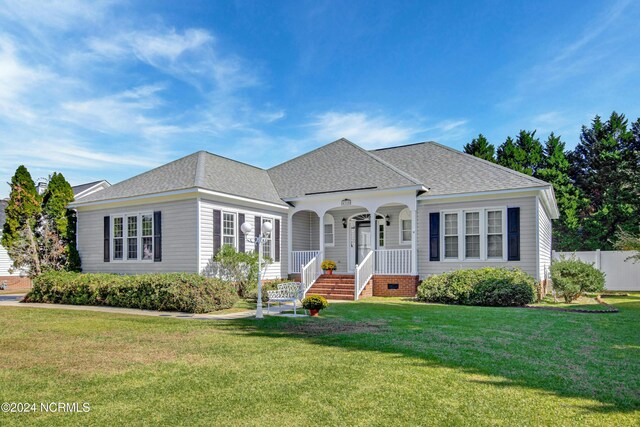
[1,296,639,426]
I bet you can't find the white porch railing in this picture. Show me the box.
[374,249,412,275]
[290,250,320,274]
[301,250,323,295]
[354,250,374,300]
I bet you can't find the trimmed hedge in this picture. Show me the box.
[25,271,238,313]
[417,268,536,307]
[550,257,605,303]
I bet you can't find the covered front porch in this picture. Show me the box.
[286,189,419,299]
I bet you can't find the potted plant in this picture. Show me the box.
[321,259,337,275]
[302,295,329,317]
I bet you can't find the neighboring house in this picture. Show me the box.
[0,180,110,286]
[73,180,111,200]
[70,138,559,299]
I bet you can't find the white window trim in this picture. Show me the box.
[399,208,412,245]
[221,211,238,249]
[440,206,508,262]
[111,212,154,263]
[323,214,335,247]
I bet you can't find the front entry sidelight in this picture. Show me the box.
[355,221,371,264]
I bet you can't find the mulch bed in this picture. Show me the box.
[524,295,618,314]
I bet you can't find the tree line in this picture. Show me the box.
[1,166,79,277]
[464,111,640,251]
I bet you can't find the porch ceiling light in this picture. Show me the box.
[342,217,347,228]
[385,214,391,226]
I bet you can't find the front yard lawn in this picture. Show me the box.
[1,296,639,426]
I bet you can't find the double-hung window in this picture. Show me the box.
[262,218,273,259]
[487,210,503,258]
[141,214,154,260]
[465,212,480,258]
[113,217,124,260]
[222,212,236,248]
[323,214,334,247]
[399,208,412,244]
[112,213,154,261]
[444,213,459,259]
[127,216,138,260]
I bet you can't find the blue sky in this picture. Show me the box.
[1,0,639,195]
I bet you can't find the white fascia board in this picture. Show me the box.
[418,186,549,203]
[74,181,111,200]
[70,187,290,212]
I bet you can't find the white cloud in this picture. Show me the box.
[310,112,418,148]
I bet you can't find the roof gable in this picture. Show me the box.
[268,138,421,199]
[75,151,286,206]
[372,142,550,196]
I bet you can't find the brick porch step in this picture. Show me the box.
[306,274,356,300]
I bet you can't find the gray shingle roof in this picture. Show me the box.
[371,141,550,196]
[75,151,286,206]
[267,138,422,199]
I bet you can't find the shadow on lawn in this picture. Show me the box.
[226,296,640,415]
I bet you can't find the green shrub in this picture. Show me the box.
[302,295,329,311]
[204,245,272,298]
[417,268,536,307]
[26,271,238,313]
[550,257,606,303]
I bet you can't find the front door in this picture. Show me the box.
[356,221,371,264]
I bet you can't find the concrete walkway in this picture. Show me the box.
[0,294,303,320]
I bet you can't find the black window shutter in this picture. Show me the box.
[429,212,440,261]
[103,216,110,262]
[213,209,221,256]
[154,211,162,262]
[507,207,520,261]
[274,219,281,262]
[254,216,261,252]
[238,213,245,253]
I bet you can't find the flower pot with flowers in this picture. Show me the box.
[302,295,329,317]
[321,260,337,275]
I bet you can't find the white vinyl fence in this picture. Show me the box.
[552,250,640,291]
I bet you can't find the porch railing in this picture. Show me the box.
[374,249,412,275]
[290,250,320,274]
[354,250,374,300]
[301,250,323,295]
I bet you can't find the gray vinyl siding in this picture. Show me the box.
[417,196,539,279]
[77,199,198,274]
[199,198,287,280]
[291,211,315,251]
[538,198,552,281]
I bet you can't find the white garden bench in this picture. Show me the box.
[266,282,305,316]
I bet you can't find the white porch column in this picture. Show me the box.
[411,207,418,275]
[369,210,377,252]
[318,211,325,254]
[287,211,293,274]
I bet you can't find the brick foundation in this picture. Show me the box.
[372,275,419,297]
[360,279,373,298]
[0,276,32,290]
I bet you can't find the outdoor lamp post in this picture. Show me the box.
[240,220,273,319]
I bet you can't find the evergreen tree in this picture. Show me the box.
[496,137,527,174]
[463,134,496,162]
[514,130,544,175]
[42,172,80,271]
[1,165,41,250]
[568,112,639,250]
[535,133,586,250]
